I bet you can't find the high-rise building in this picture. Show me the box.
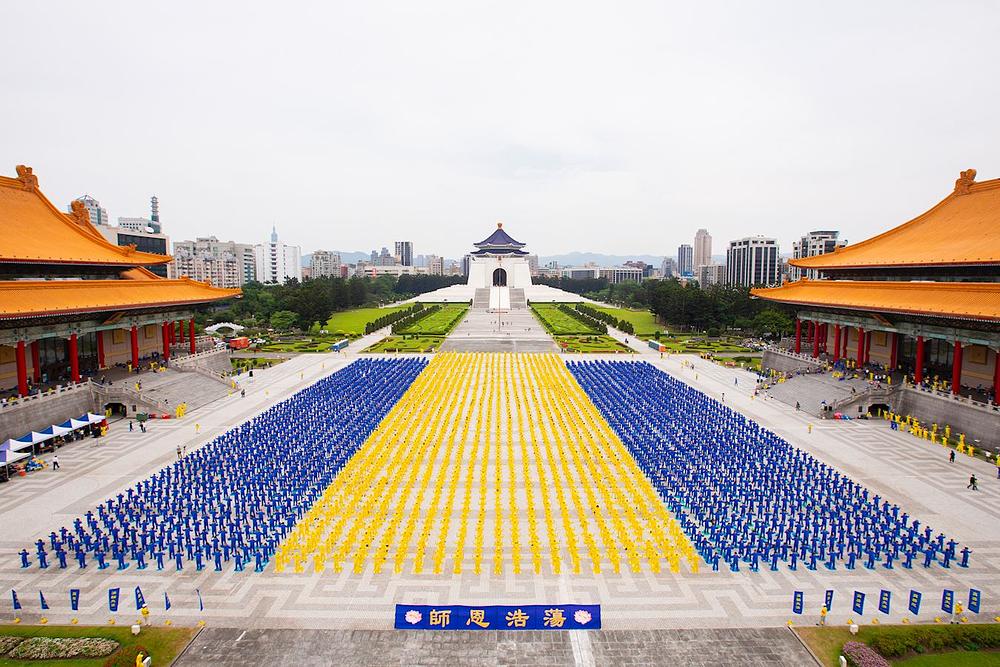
[394,241,414,266]
[172,236,256,287]
[254,226,302,284]
[790,230,844,280]
[526,254,539,277]
[725,236,781,287]
[697,264,726,289]
[310,250,342,278]
[427,254,444,276]
[677,244,694,276]
[694,228,712,268]
[461,254,472,277]
[70,195,109,227]
[661,257,678,278]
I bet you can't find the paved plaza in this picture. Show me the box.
[441,308,558,353]
[1,322,998,644]
[177,627,813,666]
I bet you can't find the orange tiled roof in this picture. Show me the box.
[0,166,171,266]
[752,279,1000,322]
[0,277,240,320]
[792,172,1000,269]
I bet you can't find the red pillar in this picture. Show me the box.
[889,332,898,370]
[864,330,872,366]
[30,340,40,382]
[96,331,106,369]
[915,336,925,384]
[188,319,197,355]
[130,326,139,368]
[843,327,850,360]
[833,325,841,362]
[854,327,864,366]
[794,319,802,354]
[15,340,28,397]
[68,333,80,383]
[162,322,171,361]
[951,341,963,395]
[178,321,185,343]
[812,321,820,358]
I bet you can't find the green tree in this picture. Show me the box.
[752,308,794,337]
[269,310,299,331]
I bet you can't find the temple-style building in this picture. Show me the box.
[467,223,533,290]
[0,165,240,397]
[754,169,1000,402]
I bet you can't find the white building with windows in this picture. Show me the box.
[790,230,844,280]
[310,250,341,278]
[694,228,712,269]
[254,226,302,284]
[725,236,781,287]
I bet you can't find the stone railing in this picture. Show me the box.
[94,384,169,414]
[0,380,94,410]
[828,385,899,414]
[903,382,1000,415]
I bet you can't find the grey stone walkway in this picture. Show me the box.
[176,627,813,666]
[440,307,558,352]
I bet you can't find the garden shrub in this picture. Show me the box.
[842,641,889,667]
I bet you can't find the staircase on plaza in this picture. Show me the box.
[472,288,490,310]
[508,288,527,309]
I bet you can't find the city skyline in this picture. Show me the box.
[4,2,997,258]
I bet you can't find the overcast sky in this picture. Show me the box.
[4,1,998,260]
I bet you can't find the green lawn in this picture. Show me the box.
[555,335,633,353]
[796,625,1000,667]
[590,305,660,335]
[395,304,468,335]
[531,304,601,335]
[324,305,409,337]
[365,336,444,353]
[0,625,197,667]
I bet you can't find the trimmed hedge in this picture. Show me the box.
[576,303,635,334]
[865,624,1000,658]
[364,304,423,334]
[557,304,607,334]
[390,304,440,334]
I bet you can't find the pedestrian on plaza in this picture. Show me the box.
[176,445,182,459]
[183,445,187,455]
[968,475,978,491]
[818,605,827,626]
[734,377,738,386]
[140,422,146,433]
[795,401,801,411]
[721,392,725,403]
[129,421,133,432]
[241,389,246,398]
[52,455,60,471]
[949,450,956,464]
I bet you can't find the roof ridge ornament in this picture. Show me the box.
[69,199,91,226]
[954,168,976,195]
[15,165,38,191]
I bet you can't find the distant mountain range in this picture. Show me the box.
[539,252,728,267]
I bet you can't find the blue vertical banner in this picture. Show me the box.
[11,590,20,611]
[824,590,834,611]
[908,591,922,615]
[39,591,49,610]
[70,589,80,612]
[941,590,954,614]
[968,589,981,614]
[394,604,601,630]
[134,586,145,610]
[878,590,891,614]
[108,587,120,613]
[792,591,804,615]
[164,592,171,611]
[852,591,865,615]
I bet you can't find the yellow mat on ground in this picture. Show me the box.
[275,352,697,575]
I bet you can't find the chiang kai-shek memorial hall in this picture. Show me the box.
[0,165,240,397]
[754,169,1000,403]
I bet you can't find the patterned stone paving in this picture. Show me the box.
[0,336,997,632]
[176,627,813,666]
